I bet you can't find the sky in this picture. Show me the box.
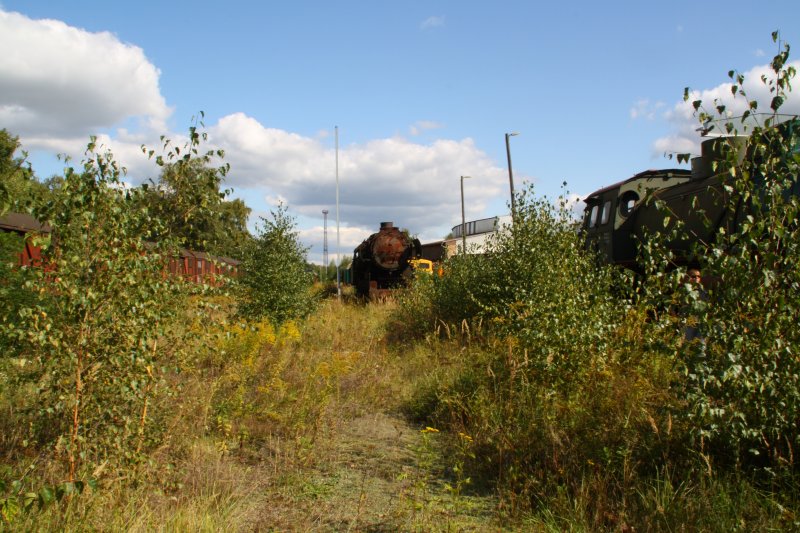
[2,1,799,264]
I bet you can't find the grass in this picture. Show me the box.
[3,294,798,531]
[1,296,509,531]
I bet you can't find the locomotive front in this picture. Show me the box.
[352,221,421,298]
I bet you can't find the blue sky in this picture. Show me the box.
[2,1,799,263]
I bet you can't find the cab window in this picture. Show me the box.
[587,205,599,228]
[619,191,640,217]
[600,200,611,225]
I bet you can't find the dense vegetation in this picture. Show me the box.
[0,122,318,528]
[237,203,315,324]
[1,34,799,531]
[393,34,800,530]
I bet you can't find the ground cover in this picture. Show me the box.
[2,297,513,531]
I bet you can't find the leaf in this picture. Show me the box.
[39,486,55,505]
[23,492,37,511]
[1,496,20,522]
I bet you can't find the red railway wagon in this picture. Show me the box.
[167,248,240,284]
[0,212,240,283]
[0,212,50,268]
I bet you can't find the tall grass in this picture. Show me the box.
[2,295,451,530]
[393,184,800,530]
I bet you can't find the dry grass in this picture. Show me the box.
[6,297,509,531]
[8,294,795,532]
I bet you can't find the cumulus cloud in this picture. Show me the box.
[208,113,507,241]
[0,10,170,149]
[409,120,444,136]
[630,98,664,120]
[298,224,373,263]
[653,60,800,158]
[1,9,510,250]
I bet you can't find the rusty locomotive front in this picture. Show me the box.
[351,221,422,299]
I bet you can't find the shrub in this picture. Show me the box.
[0,140,197,532]
[641,36,800,476]
[237,204,315,324]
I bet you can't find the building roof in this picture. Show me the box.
[0,212,50,234]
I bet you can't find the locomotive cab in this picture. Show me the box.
[583,169,692,267]
[583,118,800,270]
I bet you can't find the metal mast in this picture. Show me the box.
[322,209,329,280]
[335,126,341,299]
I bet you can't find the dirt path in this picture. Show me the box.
[234,301,510,531]
[251,411,503,532]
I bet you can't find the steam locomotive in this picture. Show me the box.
[351,221,422,298]
[582,118,800,269]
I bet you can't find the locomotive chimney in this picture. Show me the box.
[692,136,747,180]
[380,221,394,229]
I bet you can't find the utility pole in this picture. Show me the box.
[335,126,341,299]
[322,209,329,281]
[505,132,519,221]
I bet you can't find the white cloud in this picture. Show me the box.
[420,16,444,30]
[653,60,800,158]
[265,193,289,207]
[298,224,373,264]
[208,113,507,241]
[630,98,664,121]
[0,10,170,144]
[0,9,510,252]
[409,120,444,136]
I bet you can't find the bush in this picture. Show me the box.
[396,34,800,525]
[0,140,200,533]
[396,188,683,512]
[237,204,315,324]
[641,38,800,476]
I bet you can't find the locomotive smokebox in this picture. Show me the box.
[351,221,423,298]
[372,223,405,270]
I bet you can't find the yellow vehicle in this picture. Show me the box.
[409,258,434,274]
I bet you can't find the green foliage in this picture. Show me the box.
[644,36,800,475]
[477,189,623,391]
[415,185,625,390]
[0,138,188,493]
[395,34,800,520]
[0,128,47,213]
[237,204,314,324]
[140,113,252,258]
[396,186,677,515]
[0,232,37,352]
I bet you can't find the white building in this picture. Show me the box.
[444,214,512,256]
